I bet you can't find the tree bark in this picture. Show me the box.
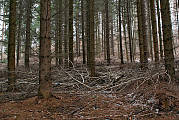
[119,0,124,64]
[64,0,68,67]
[160,0,175,81]
[105,0,110,64]
[141,0,149,66]
[8,0,16,92]
[81,0,86,64]
[137,0,144,64]
[55,0,59,66]
[25,0,32,69]
[69,0,74,67]
[87,0,95,76]
[16,0,23,66]
[58,0,63,65]
[150,0,159,62]
[127,0,133,63]
[156,0,163,60]
[39,0,52,99]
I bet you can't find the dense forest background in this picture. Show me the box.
[0,0,179,119]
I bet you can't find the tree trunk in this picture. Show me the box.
[58,0,63,65]
[150,0,159,62]
[127,0,133,63]
[64,0,68,67]
[87,0,95,77]
[55,0,59,66]
[122,7,129,62]
[75,8,80,57]
[111,19,114,56]
[105,0,110,64]
[25,0,32,69]
[81,0,86,64]
[147,2,153,61]
[137,0,144,64]
[1,0,5,62]
[69,0,74,67]
[102,12,107,60]
[156,0,163,60]
[119,0,124,64]
[160,0,175,81]
[8,0,16,92]
[16,0,22,66]
[39,0,52,99]
[141,0,149,66]
[86,0,90,67]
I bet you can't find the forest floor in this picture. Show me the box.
[0,59,179,120]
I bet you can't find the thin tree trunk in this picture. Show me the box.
[69,0,74,67]
[25,0,32,69]
[119,0,124,64]
[81,0,86,64]
[176,0,179,43]
[111,19,114,56]
[105,0,110,64]
[64,0,68,67]
[150,0,159,62]
[8,0,16,91]
[16,0,23,66]
[87,0,90,67]
[58,0,63,65]
[75,8,79,57]
[147,1,153,61]
[156,0,163,60]
[102,12,107,60]
[122,7,129,62]
[89,0,95,76]
[137,0,144,64]
[55,0,59,66]
[127,0,133,63]
[1,0,5,62]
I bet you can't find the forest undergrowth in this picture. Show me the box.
[0,59,179,120]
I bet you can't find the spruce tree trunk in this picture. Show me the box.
[127,0,133,63]
[86,0,91,67]
[156,0,163,60]
[64,0,68,67]
[111,19,114,56]
[137,0,144,64]
[25,0,32,69]
[58,0,63,65]
[87,0,95,76]
[16,0,22,66]
[55,0,59,66]
[69,0,74,67]
[39,0,52,99]
[81,0,86,64]
[89,0,95,76]
[0,1,5,63]
[147,2,153,61]
[141,0,149,66]
[119,0,124,64]
[150,0,159,62]
[122,7,129,62]
[102,12,107,60]
[75,8,80,57]
[8,0,16,92]
[105,0,110,64]
[160,0,175,81]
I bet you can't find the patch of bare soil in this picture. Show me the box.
[0,62,179,119]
